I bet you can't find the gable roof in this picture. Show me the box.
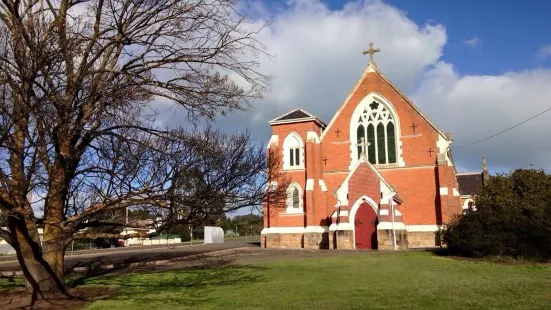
[268,108,327,127]
[338,154,401,203]
[319,62,449,141]
[457,172,484,196]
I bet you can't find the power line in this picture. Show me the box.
[452,105,551,150]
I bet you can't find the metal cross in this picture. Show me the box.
[410,122,418,134]
[362,42,381,63]
[323,157,328,165]
[427,148,434,157]
[358,137,370,157]
[334,129,342,137]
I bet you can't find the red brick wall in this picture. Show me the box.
[347,163,381,210]
[264,68,463,230]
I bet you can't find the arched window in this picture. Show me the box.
[286,183,303,213]
[282,133,304,170]
[355,100,397,165]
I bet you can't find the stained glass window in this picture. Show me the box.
[367,124,376,164]
[387,123,396,163]
[377,123,386,164]
[356,100,397,165]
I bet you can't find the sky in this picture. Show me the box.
[158,0,551,175]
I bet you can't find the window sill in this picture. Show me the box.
[280,211,305,216]
[283,167,305,172]
[372,163,400,169]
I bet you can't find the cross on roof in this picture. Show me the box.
[362,42,381,64]
[358,137,370,157]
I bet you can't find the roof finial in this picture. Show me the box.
[362,42,381,66]
[482,153,489,182]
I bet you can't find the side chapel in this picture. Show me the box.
[261,43,464,250]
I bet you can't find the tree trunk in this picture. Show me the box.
[11,219,65,295]
[42,226,66,279]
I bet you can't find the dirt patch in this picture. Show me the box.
[0,286,115,310]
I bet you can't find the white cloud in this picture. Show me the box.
[159,0,551,173]
[413,62,551,172]
[463,37,482,48]
[536,45,551,59]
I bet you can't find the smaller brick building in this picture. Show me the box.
[262,45,464,250]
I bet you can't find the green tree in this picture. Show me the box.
[444,169,551,260]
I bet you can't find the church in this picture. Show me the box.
[261,43,464,250]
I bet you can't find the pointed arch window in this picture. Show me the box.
[283,133,304,170]
[286,183,303,213]
[356,100,397,165]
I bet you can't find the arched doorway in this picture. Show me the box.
[354,202,378,249]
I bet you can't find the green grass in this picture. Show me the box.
[80,251,551,310]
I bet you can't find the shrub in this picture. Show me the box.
[443,169,551,260]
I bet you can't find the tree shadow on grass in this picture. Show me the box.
[76,258,267,307]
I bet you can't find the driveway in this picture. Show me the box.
[0,239,256,271]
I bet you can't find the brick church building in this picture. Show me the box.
[261,43,464,250]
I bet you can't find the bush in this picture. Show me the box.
[443,169,551,260]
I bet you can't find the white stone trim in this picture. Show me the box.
[319,180,328,192]
[267,134,279,149]
[406,225,441,232]
[452,188,460,197]
[261,227,306,234]
[329,223,353,231]
[306,179,314,191]
[306,131,320,144]
[394,210,402,216]
[331,210,349,218]
[439,187,448,195]
[279,212,305,216]
[304,226,328,233]
[437,134,453,166]
[379,209,389,215]
[377,222,406,230]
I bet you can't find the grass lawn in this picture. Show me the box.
[80,251,551,310]
[1,251,550,309]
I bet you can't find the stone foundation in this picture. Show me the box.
[329,230,354,250]
[304,232,329,249]
[407,231,440,248]
[263,233,303,248]
[377,229,408,250]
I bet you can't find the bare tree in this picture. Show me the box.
[0,0,275,296]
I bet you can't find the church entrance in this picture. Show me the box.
[354,202,378,249]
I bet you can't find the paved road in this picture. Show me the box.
[0,240,256,271]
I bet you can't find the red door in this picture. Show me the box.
[354,202,378,249]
